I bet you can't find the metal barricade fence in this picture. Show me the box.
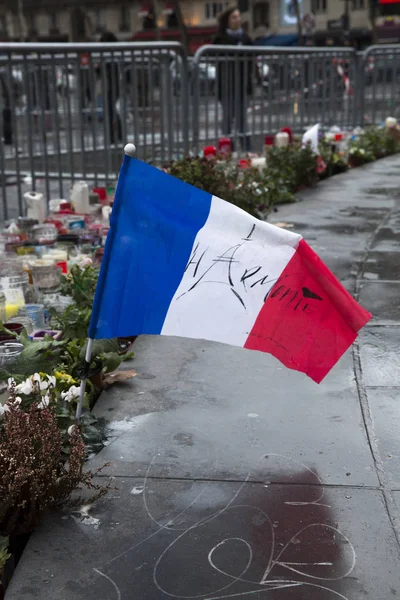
[360,45,400,127]
[0,42,399,222]
[191,45,358,153]
[0,41,189,222]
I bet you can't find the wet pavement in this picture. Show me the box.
[6,156,400,599]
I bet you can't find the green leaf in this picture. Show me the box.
[81,412,99,427]
[0,321,17,337]
[99,352,122,374]
[0,536,11,573]
[122,351,135,362]
[82,425,104,444]
[0,536,9,552]
[0,339,66,381]
[58,265,100,310]
[82,339,120,360]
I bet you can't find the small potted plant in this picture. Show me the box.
[348,146,373,168]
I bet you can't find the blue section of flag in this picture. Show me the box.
[89,156,212,339]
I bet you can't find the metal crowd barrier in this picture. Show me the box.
[360,45,400,127]
[0,41,188,222]
[0,42,399,222]
[192,45,358,152]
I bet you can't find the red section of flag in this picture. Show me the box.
[244,239,371,383]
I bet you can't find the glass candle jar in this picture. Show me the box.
[7,316,34,335]
[42,249,69,275]
[0,273,30,319]
[30,261,62,295]
[45,294,74,315]
[3,322,24,335]
[18,304,45,330]
[43,249,68,262]
[31,224,58,244]
[0,341,24,366]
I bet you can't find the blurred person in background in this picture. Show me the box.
[213,7,253,152]
[26,31,51,126]
[0,76,12,145]
[99,31,122,145]
[0,69,24,146]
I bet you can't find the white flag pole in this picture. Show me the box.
[75,143,137,421]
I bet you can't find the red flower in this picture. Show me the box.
[317,155,327,174]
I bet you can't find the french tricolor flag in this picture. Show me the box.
[89,151,371,384]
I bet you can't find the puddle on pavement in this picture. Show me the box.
[377,171,400,176]
[364,187,400,198]
[322,223,376,234]
[339,207,388,218]
[363,251,400,280]
[371,240,400,252]
[285,222,377,234]
[374,227,400,240]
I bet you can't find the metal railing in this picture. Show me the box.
[0,42,399,222]
[360,45,400,126]
[0,41,188,221]
[192,45,358,153]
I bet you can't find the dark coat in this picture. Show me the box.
[212,30,254,100]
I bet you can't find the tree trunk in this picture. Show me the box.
[292,0,303,47]
[344,0,350,32]
[369,0,377,45]
[175,0,189,56]
[17,0,27,41]
[153,0,162,42]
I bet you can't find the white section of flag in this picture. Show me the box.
[161,195,302,345]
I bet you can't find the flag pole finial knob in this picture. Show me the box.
[124,143,136,157]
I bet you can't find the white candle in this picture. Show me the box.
[275,132,290,148]
[45,250,68,262]
[251,157,267,171]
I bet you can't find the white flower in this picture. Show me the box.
[15,378,34,395]
[69,385,81,399]
[32,373,41,383]
[0,404,10,418]
[47,375,56,388]
[38,395,50,410]
[14,397,22,406]
[39,380,49,391]
[386,117,397,128]
[61,385,81,403]
[7,377,15,390]
[360,149,365,155]
[76,256,93,268]
[68,425,76,436]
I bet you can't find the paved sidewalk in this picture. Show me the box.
[6,156,400,599]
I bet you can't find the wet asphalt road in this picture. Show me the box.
[6,156,400,599]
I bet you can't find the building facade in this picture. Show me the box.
[0,0,398,49]
[248,0,371,47]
